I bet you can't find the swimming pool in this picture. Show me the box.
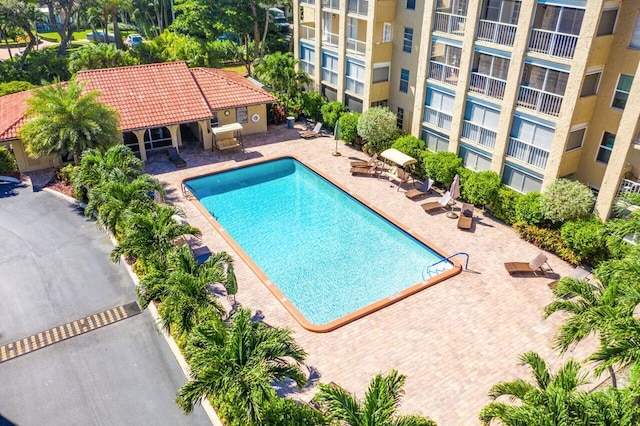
[184,157,460,332]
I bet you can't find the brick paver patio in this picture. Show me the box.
[146,124,597,425]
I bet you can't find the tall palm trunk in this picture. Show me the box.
[111,10,122,48]
[102,8,110,44]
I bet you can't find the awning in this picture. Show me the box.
[211,122,243,135]
[380,148,417,168]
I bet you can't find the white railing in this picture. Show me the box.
[300,61,315,76]
[476,20,517,46]
[423,107,452,131]
[433,12,467,36]
[428,61,460,86]
[528,29,578,59]
[322,31,339,47]
[322,68,338,85]
[347,0,368,15]
[468,73,506,99]
[345,76,364,94]
[346,38,366,55]
[517,86,563,117]
[618,178,640,198]
[322,0,340,9]
[300,0,316,5]
[506,137,549,170]
[462,121,497,149]
[300,25,316,41]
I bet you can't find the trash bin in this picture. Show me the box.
[286,116,295,129]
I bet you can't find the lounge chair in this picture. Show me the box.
[350,153,378,168]
[548,266,591,290]
[504,252,553,276]
[350,163,381,177]
[457,203,474,230]
[421,191,453,213]
[300,122,324,139]
[167,147,187,169]
[405,178,434,200]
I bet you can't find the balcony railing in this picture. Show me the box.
[345,76,364,94]
[468,73,507,99]
[462,121,497,149]
[300,61,315,76]
[618,178,640,198]
[428,61,460,86]
[300,25,316,41]
[517,86,563,116]
[476,20,517,47]
[346,38,366,55]
[300,0,315,5]
[347,0,368,15]
[506,137,549,170]
[321,31,339,48]
[322,68,338,85]
[322,0,340,9]
[433,12,467,36]
[528,29,578,59]
[423,107,452,131]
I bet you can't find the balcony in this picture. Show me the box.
[428,62,460,86]
[433,12,466,36]
[468,73,506,99]
[462,121,497,149]
[346,38,366,56]
[345,76,364,94]
[618,178,640,199]
[322,68,338,85]
[528,29,578,59]
[300,61,315,76]
[423,107,452,131]
[517,86,563,117]
[321,31,339,48]
[506,137,549,170]
[300,25,316,42]
[476,20,517,47]
[347,0,368,16]
[322,0,340,10]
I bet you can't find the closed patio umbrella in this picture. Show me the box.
[450,174,460,200]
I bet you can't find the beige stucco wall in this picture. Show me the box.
[7,139,60,173]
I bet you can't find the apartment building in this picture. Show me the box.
[294,0,640,220]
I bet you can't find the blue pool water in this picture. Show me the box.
[185,158,452,326]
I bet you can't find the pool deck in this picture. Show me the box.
[146,124,597,425]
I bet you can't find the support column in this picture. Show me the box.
[132,129,147,162]
[198,120,213,150]
[166,124,181,150]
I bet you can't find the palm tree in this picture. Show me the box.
[18,78,120,163]
[479,352,593,425]
[68,43,137,74]
[253,52,312,100]
[176,308,307,425]
[72,144,144,196]
[111,204,200,268]
[314,370,436,426]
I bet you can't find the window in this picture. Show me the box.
[459,145,492,171]
[399,69,410,93]
[612,74,633,110]
[144,127,172,151]
[424,88,455,130]
[210,111,219,128]
[596,132,615,164]
[373,64,390,83]
[580,72,601,97]
[322,53,339,84]
[502,163,542,193]
[597,8,618,36]
[345,60,365,94]
[510,117,554,151]
[406,0,415,10]
[631,13,640,49]
[403,28,413,53]
[397,107,404,129]
[236,107,248,123]
[566,126,586,151]
[421,128,449,152]
[299,45,315,76]
[382,23,392,43]
[462,101,500,148]
[371,100,388,107]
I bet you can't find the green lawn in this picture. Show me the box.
[38,30,92,42]
[222,64,247,76]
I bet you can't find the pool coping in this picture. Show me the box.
[181,155,462,333]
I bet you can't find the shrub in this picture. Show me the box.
[302,91,326,123]
[515,192,545,225]
[321,101,348,130]
[56,164,76,185]
[338,112,360,144]
[513,222,580,265]
[271,103,287,124]
[560,217,608,265]
[489,186,523,225]
[357,107,398,154]
[605,210,640,259]
[0,146,18,174]
[423,151,462,185]
[205,40,239,65]
[0,80,36,96]
[541,179,595,224]
[261,398,327,426]
[461,170,501,207]
[391,135,425,160]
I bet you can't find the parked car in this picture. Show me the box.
[269,8,290,33]
[216,33,240,43]
[86,31,116,43]
[126,34,143,47]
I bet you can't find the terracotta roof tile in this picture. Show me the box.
[190,68,277,110]
[0,90,33,141]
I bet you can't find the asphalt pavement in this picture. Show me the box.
[0,182,210,425]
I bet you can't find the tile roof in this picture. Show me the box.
[0,61,277,141]
[190,68,277,110]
